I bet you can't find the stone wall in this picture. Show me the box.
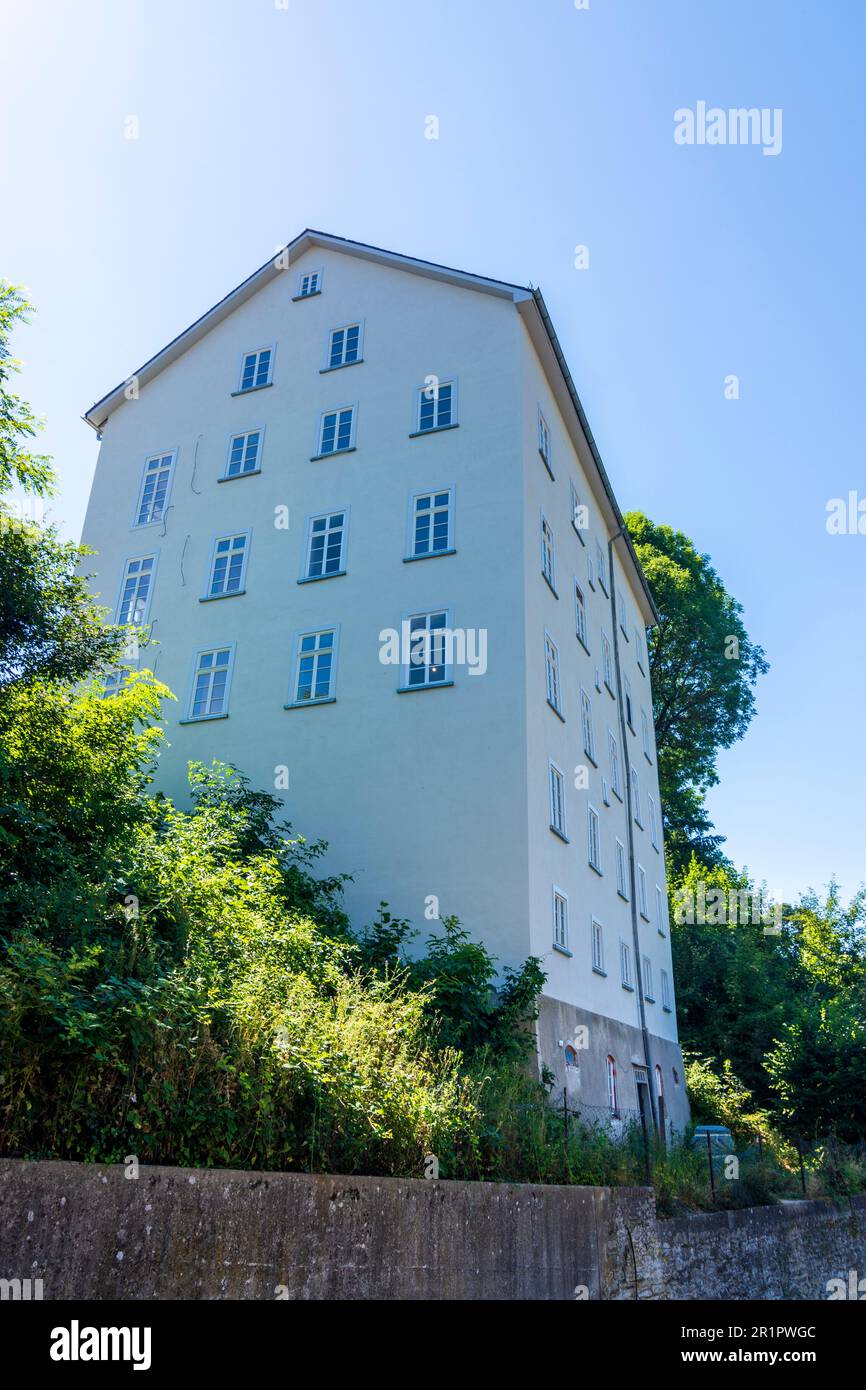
[1,1160,863,1301]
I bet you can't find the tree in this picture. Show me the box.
[764,1000,866,1142]
[0,284,53,497]
[625,513,769,869]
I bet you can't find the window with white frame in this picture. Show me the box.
[553,889,569,951]
[574,582,588,648]
[327,323,361,369]
[135,453,174,527]
[591,918,605,973]
[608,729,622,800]
[292,629,337,703]
[207,533,248,597]
[304,511,347,579]
[638,864,649,919]
[189,647,232,720]
[656,885,667,935]
[635,625,646,671]
[541,515,556,590]
[226,429,262,478]
[642,956,654,1001]
[417,380,454,432]
[538,410,552,471]
[602,632,614,691]
[620,940,633,990]
[587,546,595,589]
[549,761,566,837]
[570,480,586,540]
[405,610,449,688]
[101,669,129,699]
[631,766,642,826]
[648,794,659,850]
[624,673,634,727]
[615,839,628,899]
[238,348,272,393]
[641,708,652,762]
[117,555,155,625]
[606,1055,618,1114]
[544,633,561,714]
[410,489,452,557]
[318,405,355,455]
[595,539,608,594]
[580,687,595,762]
[661,969,672,1010]
[297,269,321,298]
[588,805,601,873]
[618,586,629,637]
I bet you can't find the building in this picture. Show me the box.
[81,230,689,1136]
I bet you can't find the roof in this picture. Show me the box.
[83,229,659,624]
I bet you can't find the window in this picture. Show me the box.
[608,730,622,799]
[624,674,634,727]
[638,864,649,919]
[641,708,652,762]
[616,584,628,637]
[238,348,273,393]
[317,405,355,456]
[538,410,552,473]
[606,1056,619,1114]
[410,489,453,557]
[615,839,628,899]
[296,269,321,298]
[631,767,642,826]
[574,582,588,648]
[656,886,667,936]
[134,453,174,527]
[661,969,672,1011]
[635,625,646,672]
[579,687,595,762]
[587,547,595,589]
[404,611,450,688]
[564,1044,579,1070]
[117,555,155,625]
[620,940,633,990]
[648,794,659,850]
[541,515,556,591]
[601,632,614,692]
[553,889,569,952]
[588,805,601,873]
[304,511,347,579]
[602,777,610,806]
[416,379,455,432]
[595,539,608,594]
[327,323,362,369]
[570,481,587,541]
[102,669,128,699]
[642,956,654,1001]
[591,918,605,973]
[188,647,232,720]
[225,429,262,479]
[544,633,561,715]
[549,762,567,837]
[291,628,337,703]
[207,533,249,598]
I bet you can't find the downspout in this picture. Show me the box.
[608,530,658,1134]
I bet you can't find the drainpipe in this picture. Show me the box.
[608,530,658,1134]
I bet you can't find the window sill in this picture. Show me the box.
[621,982,635,993]
[662,1005,672,1014]
[640,912,650,923]
[588,862,603,878]
[592,966,607,978]
[539,449,554,480]
[310,447,357,461]
[199,590,246,603]
[403,549,456,563]
[546,699,565,723]
[552,943,572,958]
[231,382,273,397]
[617,890,629,902]
[576,635,591,657]
[179,713,229,725]
[572,523,586,546]
[612,788,624,803]
[644,996,655,1005]
[320,360,363,373]
[298,571,346,585]
[657,928,667,938]
[284,697,336,710]
[397,680,455,694]
[542,573,558,599]
[584,750,598,769]
[408,424,459,439]
[218,469,262,483]
[549,825,570,844]
[292,290,322,301]
[605,681,616,699]
[644,752,653,765]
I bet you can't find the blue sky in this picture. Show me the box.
[2,0,864,904]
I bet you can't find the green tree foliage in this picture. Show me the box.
[0,284,53,497]
[625,512,768,870]
[764,1001,866,1143]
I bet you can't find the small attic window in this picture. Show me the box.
[295,269,323,300]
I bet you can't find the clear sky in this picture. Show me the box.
[2,0,864,904]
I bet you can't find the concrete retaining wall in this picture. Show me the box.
[1,1160,863,1300]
